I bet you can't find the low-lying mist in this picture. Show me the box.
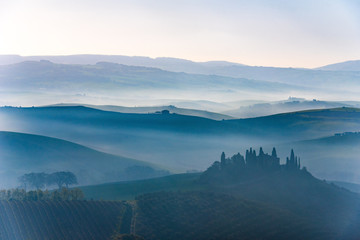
[1,105,360,189]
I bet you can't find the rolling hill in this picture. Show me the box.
[2,106,360,140]
[0,131,168,188]
[1,106,360,178]
[48,103,234,120]
[80,151,360,239]
[223,99,354,118]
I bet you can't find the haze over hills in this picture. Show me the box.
[2,106,360,142]
[1,55,360,103]
[272,132,360,183]
[1,106,360,183]
[50,99,359,119]
[2,0,360,238]
[0,131,169,188]
[222,98,356,118]
[1,57,360,239]
[0,60,312,107]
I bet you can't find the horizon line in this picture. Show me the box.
[1,53,358,69]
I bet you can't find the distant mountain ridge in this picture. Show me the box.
[316,60,360,71]
[0,54,246,67]
[2,54,359,72]
[0,60,312,107]
[1,55,360,93]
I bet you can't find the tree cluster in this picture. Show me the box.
[18,171,78,190]
[245,147,281,170]
[202,148,302,182]
[217,147,300,171]
[0,187,84,201]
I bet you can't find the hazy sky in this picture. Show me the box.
[0,0,359,68]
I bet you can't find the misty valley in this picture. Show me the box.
[1,55,360,239]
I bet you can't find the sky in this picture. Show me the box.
[0,0,359,68]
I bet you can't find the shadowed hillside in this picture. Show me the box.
[0,131,169,188]
[111,148,360,239]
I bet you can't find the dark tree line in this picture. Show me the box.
[18,171,78,190]
[0,188,84,201]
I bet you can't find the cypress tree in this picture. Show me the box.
[290,149,295,164]
[271,147,277,158]
[221,152,226,168]
[259,147,264,156]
